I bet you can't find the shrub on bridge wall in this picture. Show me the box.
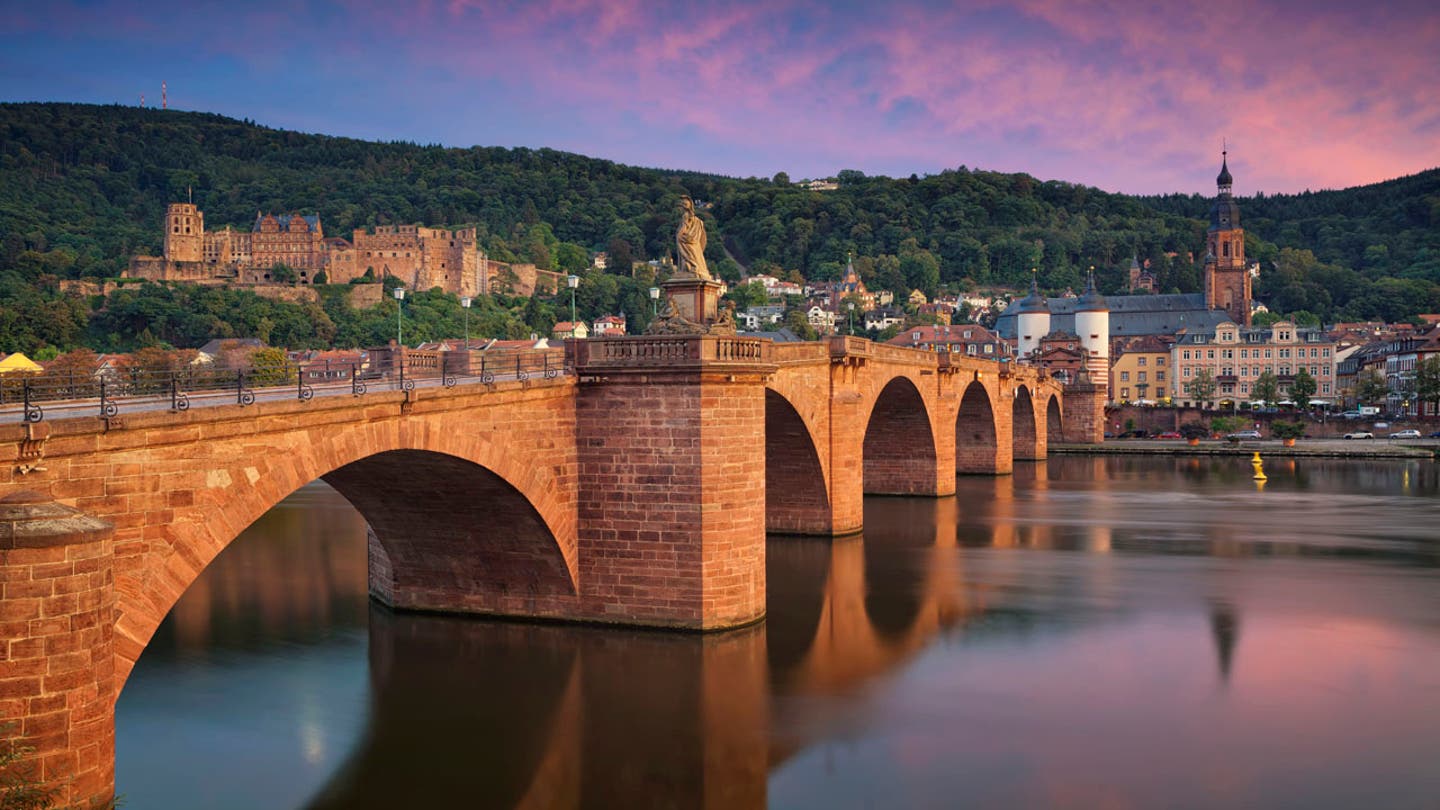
[1210,416,1246,437]
[0,722,60,810]
[1271,420,1307,441]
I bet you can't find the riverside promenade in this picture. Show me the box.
[1053,438,1438,459]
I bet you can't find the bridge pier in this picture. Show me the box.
[572,337,775,630]
[0,491,115,810]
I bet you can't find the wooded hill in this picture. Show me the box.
[2,102,1437,354]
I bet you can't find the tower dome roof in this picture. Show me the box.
[1077,272,1108,312]
[1216,153,1233,188]
[1016,274,1049,315]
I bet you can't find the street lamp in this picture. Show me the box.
[847,301,855,335]
[567,274,579,330]
[393,287,405,347]
[649,286,660,316]
[460,296,472,348]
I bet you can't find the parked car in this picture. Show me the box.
[1388,429,1421,439]
[1343,431,1375,440]
[1155,431,1182,440]
[1340,410,1363,419]
[1429,430,1440,439]
[1226,430,1262,440]
[1117,429,1148,439]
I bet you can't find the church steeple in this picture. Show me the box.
[1204,146,1251,326]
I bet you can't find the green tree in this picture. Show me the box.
[1185,368,1217,405]
[248,346,295,386]
[1354,368,1389,405]
[1252,370,1280,408]
[1289,367,1317,409]
[724,281,767,312]
[783,308,817,340]
[1412,356,1440,414]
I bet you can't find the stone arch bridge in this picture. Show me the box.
[0,334,1096,806]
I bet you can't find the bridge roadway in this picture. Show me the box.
[0,334,1097,807]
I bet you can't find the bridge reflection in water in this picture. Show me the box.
[117,456,1440,808]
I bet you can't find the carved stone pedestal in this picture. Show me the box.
[648,277,735,335]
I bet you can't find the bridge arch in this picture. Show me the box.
[1013,385,1040,460]
[955,381,999,474]
[115,421,577,689]
[764,388,833,535]
[1046,394,1063,445]
[861,376,938,495]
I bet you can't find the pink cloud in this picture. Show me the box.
[12,0,1439,193]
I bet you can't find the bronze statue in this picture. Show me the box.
[675,196,710,280]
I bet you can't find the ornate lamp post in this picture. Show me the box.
[847,300,855,335]
[567,274,580,329]
[650,286,660,316]
[393,287,405,347]
[460,296,472,347]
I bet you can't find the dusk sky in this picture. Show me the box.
[3,0,1437,195]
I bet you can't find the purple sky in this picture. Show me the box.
[3,0,1438,194]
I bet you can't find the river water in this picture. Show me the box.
[116,456,1440,809]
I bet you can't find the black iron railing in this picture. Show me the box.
[0,348,566,423]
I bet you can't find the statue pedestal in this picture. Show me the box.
[648,276,735,335]
[664,277,723,323]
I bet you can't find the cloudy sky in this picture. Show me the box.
[3,0,1437,194]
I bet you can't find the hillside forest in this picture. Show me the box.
[2,103,1438,354]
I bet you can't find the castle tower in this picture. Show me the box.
[163,202,204,263]
[1204,150,1251,326]
[1015,272,1050,361]
[1075,270,1110,386]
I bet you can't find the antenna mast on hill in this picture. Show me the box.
[162,81,167,110]
[139,94,145,108]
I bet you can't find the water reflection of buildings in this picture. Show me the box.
[154,487,371,655]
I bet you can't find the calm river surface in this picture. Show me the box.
[116,456,1440,809]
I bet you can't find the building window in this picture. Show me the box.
[1157,371,1166,382]
[1207,350,1216,360]
[1157,357,1166,366]
[1183,350,1191,360]
[1138,371,1147,382]
[1137,357,1147,366]
[1120,371,1130,382]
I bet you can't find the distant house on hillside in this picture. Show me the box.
[592,315,627,336]
[551,321,590,340]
